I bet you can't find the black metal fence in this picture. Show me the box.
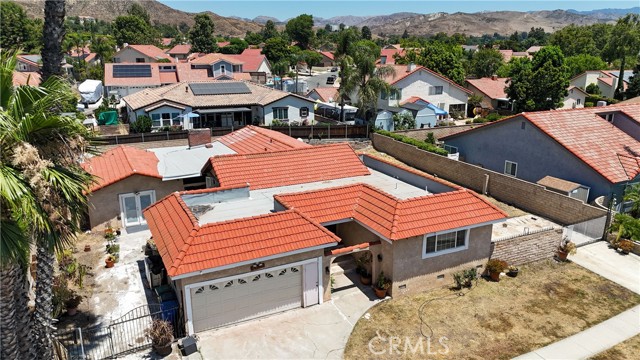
[98,124,370,145]
[56,304,184,360]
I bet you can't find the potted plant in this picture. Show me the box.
[557,239,577,261]
[147,319,173,356]
[105,254,116,268]
[507,265,519,278]
[65,295,82,316]
[374,271,391,298]
[356,254,372,285]
[486,259,508,282]
[618,239,634,255]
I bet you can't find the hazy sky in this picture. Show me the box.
[158,0,638,19]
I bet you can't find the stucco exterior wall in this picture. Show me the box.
[87,174,183,229]
[113,48,156,63]
[388,225,493,296]
[569,71,601,91]
[561,88,586,109]
[335,221,379,246]
[263,96,315,125]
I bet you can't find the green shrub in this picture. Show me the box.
[585,102,594,107]
[472,118,488,124]
[375,130,448,156]
[425,132,435,144]
[130,115,152,133]
[485,112,503,122]
[585,83,601,95]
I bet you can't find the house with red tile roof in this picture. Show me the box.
[143,142,507,334]
[317,51,335,67]
[377,48,405,65]
[12,71,41,87]
[189,52,272,80]
[441,104,640,205]
[167,44,192,60]
[570,70,631,99]
[306,87,339,103]
[81,126,311,229]
[113,44,174,63]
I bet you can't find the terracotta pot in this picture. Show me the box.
[557,250,568,261]
[153,343,172,356]
[374,287,387,299]
[67,307,78,316]
[105,259,115,268]
[360,274,372,285]
[84,244,91,252]
[489,270,500,282]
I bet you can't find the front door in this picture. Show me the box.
[302,262,319,307]
[119,190,155,227]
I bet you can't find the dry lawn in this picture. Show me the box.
[590,334,640,360]
[344,259,640,360]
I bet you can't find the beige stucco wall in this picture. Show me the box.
[388,225,493,296]
[113,48,155,63]
[87,174,183,229]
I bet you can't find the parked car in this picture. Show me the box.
[326,75,336,85]
[330,67,338,72]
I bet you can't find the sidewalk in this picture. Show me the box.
[514,242,640,359]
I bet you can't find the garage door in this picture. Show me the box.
[190,265,303,332]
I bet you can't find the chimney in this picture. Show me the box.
[491,74,498,81]
[407,63,416,72]
[188,128,211,148]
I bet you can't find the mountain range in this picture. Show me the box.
[10,0,638,37]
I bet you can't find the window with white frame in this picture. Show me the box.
[424,229,467,256]
[577,98,581,105]
[429,86,444,95]
[151,112,179,128]
[273,107,288,120]
[504,160,517,177]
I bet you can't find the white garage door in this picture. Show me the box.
[190,265,305,332]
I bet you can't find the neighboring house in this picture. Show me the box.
[498,50,530,63]
[162,38,174,47]
[561,86,588,109]
[374,63,472,120]
[12,71,41,87]
[306,87,339,102]
[189,52,272,82]
[144,143,507,334]
[570,70,630,99]
[68,46,99,65]
[465,76,511,111]
[441,105,640,204]
[378,48,405,65]
[526,46,543,55]
[81,126,310,229]
[112,44,174,63]
[461,45,479,53]
[537,176,590,203]
[16,54,40,72]
[123,80,315,128]
[317,51,335,67]
[399,97,447,128]
[167,44,192,60]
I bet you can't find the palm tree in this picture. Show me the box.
[623,183,640,218]
[42,0,66,82]
[0,50,94,359]
[89,34,116,64]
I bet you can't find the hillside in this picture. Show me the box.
[11,0,263,37]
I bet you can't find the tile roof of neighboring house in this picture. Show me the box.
[526,46,543,53]
[168,44,192,55]
[241,48,263,56]
[190,52,268,72]
[442,105,640,184]
[400,96,431,106]
[308,87,338,102]
[81,145,160,192]
[466,77,509,100]
[598,76,628,90]
[275,184,507,240]
[620,96,640,105]
[84,53,97,63]
[162,38,174,47]
[125,45,174,62]
[16,54,40,67]
[499,50,513,62]
[382,65,473,94]
[159,71,178,84]
[216,125,310,154]
[144,193,339,277]
[567,85,589,96]
[536,175,582,193]
[190,53,244,65]
[378,48,405,65]
[319,51,334,60]
[217,41,230,48]
[123,80,312,111]
[206,144,370,190]
[12,71,41,86]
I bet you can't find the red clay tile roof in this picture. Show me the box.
[126,45,173,62]
[207,143,370,190]
[598,76,628,90]
[12,71,41,86]
[190,53,244,65]
[382,65,473,94]
[159,71,178,84]
[216,125,310,154]
[241,48,263,56]
[378,48,405,65]
[275,184,507,240]
[217,41,230,48]
[466,77,509,100]
[400,96,431,106]
[308,87,338,102]
[319,51,334,60]
[81,145,160,192]
[144,193,339,277]
[231,53,268,72]
[168,44,192,55]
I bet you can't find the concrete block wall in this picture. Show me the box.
[372,133,607,226]
[490,229,563,265]
[394,125,475,141]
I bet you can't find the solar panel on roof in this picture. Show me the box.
[113,64,152,78]
[189,82,251,96]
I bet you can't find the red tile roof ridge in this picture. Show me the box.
[386,65,473,94]
[246,125,310,149]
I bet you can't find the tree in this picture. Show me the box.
[0,2,29,51]
[395,42,466,85]
[285,14,314,49]
[603,14,640,100]
[361,26,372,40]
[90,34,116,63]
[113,15,159,46]
[262,37,292,64]
[0,50,94,359]
[324,24,332,33]
[470,48,504,78]
[189,14,217,53]
[335,27,361,58]
[586,83,601,95]
[219,38,248,54]
[565,54,608,77]
[244,31,263,45]
[300,50,322,74]
[623,183,640,218]
[393,111,415,130]
[548,25,598,57]
[626,57,640,99]
[402,29,409,39]
[127,3,151,25]
[130,115,152,133]
[261,20,279,40]
[506,46,569,112]
[42,0,66,83]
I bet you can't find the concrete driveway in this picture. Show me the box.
[193,272,381,359]
[569,241,640,294]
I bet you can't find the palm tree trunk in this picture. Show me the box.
[0,263,19,359]
[41,0,66,82]
[15,263,32,359]
[31,246,55,360]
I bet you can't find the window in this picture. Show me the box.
[390,89,402,100]
[437,103,446,110]
[423,229,467,256]
[429,86,444,95]
[300,107,309,117]
[504,160,517,177]
[380,56,387,64]
[521,122,526,130]
[273,107,288,120]
[151,112,179,128]
[443,144,458,154]
[577,99,581,105]
[605,113,615,122]
[135,58,145,63]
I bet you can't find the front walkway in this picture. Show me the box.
[514,241,640,359]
